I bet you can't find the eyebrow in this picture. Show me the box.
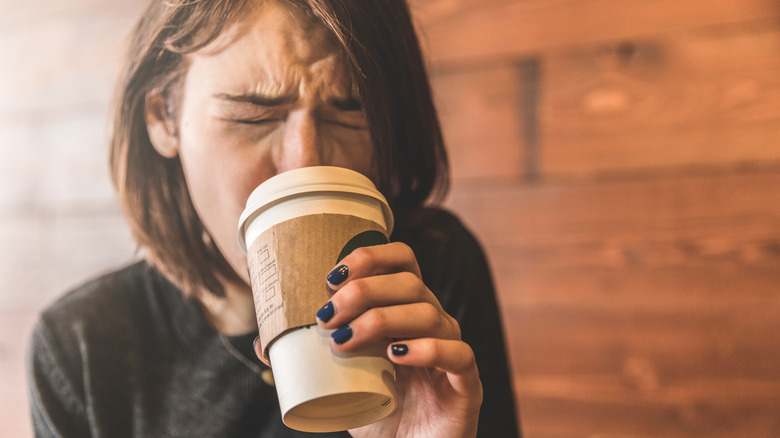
[327,96,362,111]
[214,92,298,107]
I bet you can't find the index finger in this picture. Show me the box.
[326,241,422,290]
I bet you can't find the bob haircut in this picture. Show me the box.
[110,0,449,297]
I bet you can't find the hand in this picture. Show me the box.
[315,242,483,438]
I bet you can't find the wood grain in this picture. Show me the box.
[540,23,780,177]
[449,170,780,249]
[0,2,142,114]
[447,170,780,437]
[431,64,527,181]
[0,313,38,438]
[517,396,780,438]
[410,0,780,65]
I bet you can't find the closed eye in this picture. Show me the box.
[328,97,363,112]
[327,120,367,130]
[225,118,281,125]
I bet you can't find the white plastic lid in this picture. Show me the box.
[237,167,394,253]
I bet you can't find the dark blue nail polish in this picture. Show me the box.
[327,265,349,286]
[316,301,334,323]
[391,344,408,356]
[332,325,353,344]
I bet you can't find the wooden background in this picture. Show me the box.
[2,0,780,437]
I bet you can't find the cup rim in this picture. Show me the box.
[237,166,393,253]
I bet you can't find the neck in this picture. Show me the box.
[198,280,257,336]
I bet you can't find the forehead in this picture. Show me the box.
[205,1,335,59]
[185,1,352,95]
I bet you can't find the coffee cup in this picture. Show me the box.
[237,166,396,432]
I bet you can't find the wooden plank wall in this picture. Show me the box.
[1,1,779,437]
[0,2,143,437]
[411,0,780,436]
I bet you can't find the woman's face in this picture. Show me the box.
[148,1,374,286]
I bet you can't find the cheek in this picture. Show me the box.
[176,131,277,282]
[325,127,376,176]
[180,122,274,197]
[177,122,278,248]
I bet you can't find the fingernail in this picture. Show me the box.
[327,265,349,286]
[316,301,334,323]
[391,344,408,356]
[332,325,353,344]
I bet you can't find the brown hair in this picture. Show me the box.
[110,0,449,297]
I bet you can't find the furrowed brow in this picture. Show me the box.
[214,92,298,106]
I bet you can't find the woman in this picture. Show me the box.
[27,0,520,436]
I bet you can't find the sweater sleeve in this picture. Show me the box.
[396,209,522,437]
[27,316,91,438]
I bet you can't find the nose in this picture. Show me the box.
[276,110,323,172]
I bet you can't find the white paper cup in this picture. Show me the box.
[237,166,396,432]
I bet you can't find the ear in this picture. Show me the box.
[145,92,179,158]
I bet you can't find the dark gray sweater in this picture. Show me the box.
[28,208,520,437]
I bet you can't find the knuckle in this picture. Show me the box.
[393,242,418,266]
[349,245,378,266]
[463,343,479,372]
[426,338,443,360]
[454,346,479,376]
[397,271,428,301]
[364,308,389,332]
[400,271,423,291]
[448,316,462,339]
[392,241,414,258]
[419,303,442,330]
[341,278,369,305]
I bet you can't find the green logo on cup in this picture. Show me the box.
[337,230,389,263]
